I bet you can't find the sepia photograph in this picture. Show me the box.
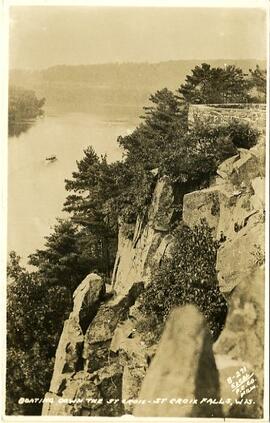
[1,0,269,421]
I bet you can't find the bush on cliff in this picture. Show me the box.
[226,120,260,149]
[139,220,227,341]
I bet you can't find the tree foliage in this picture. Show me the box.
[6,252,71,415]
[6,221,97,415]
[9,86,45,122]
[139,221,228,341]
[249,65,267,101]
[28,219,95,291]
[178,63,265,104]
[64,149,119,275]
[8,86,46,137]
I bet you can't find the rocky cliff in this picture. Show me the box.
[42,104,266,418]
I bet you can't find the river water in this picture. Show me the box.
[8,112,136,265]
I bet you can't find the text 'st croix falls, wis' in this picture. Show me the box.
[3,2,269,422]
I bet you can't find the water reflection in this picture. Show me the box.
[8,120,35,137]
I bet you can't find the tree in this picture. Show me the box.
[64,148,119,276]
[28,219,96,291]
[6,252,71,415]
[141,88,188,137]
[9,86,45,122]
[8,86,46,136]
[178,63,251,104]
[248,65,267,102]
[6,221,99,415]
[118,88,187,166]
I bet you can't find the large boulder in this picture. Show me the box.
[216,217,264,293]
[214,267,264,418]
[43,365,124,417]
[71,273,105,332]
[217,153,240,179]
[42,392,73,416]
[134,305,221,418]
[230,149,261,187]
[110,300,160,414]
[250,177,265,210]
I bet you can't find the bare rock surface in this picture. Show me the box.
[83,282,144,372]
[214,267,264,418]
[217,218,264,293]
[148,175,174,231]
[134,305,221,418]
[112,176,175,296]
[72,273,105,332]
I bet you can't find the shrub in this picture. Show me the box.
[160,126,238,185]
[226,120,260,149]
[139,220,227,341]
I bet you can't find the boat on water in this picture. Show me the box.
[46,155,57,162]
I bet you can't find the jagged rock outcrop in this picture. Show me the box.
[83,282,144,373]
[214,267,264,418]
[111,175,176,297]
[47,273,105,398]
[134,305,222,418]
[42,276,144,416]
[182,140,265,418]
[72,273,106,332]
[44,104,265,418]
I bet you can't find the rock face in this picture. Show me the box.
[72,273,106,332]
[44,104,265,418]
[134,305,221,418]
[111,175,176,297]
[182,138,265,418]
[42,276,143,416]
[48,273,105,397]
[214,267,264,418]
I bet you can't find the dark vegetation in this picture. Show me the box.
[179,63,266,104]
[8,86,45,136]
[7,63,265,415]
[139,221,228,342]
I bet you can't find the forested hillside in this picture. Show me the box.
[9,59,266,114]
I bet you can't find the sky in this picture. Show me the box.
[9,6,267,69]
